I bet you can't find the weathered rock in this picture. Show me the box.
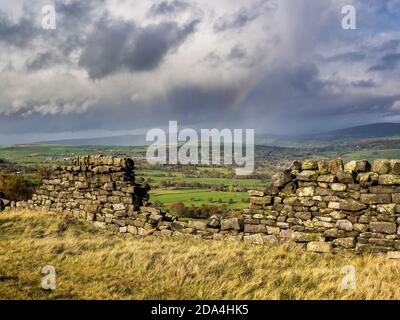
[244,224,267,233]
[317,160,330,174]
[318,175,337,183]
[281,182,297,194]
[329,159,344,174]
[354,223,368,232]
[292,232,324,242]
[338,200,367,212]
[333,237,356,248]
[208,215,221,228]
[355,160,370,172]
[391,160,400,175]
[360,193,391,204]
[376,204,396,215]
[250,196,273,206]
[301,160,318,170]
[307,242,332,253]
[272,171,292,188]
[297,170,319,182]
[290,160,302,171]
[392,193,400,204]
[379,175,400,186]
[221,218,243,231]
[244,234,264,245]
[330,183,347,192]
[358,172,379,187]
[336,171,355,184]
[372,159,391,174]
[188,220,207,231]
[370,222,397,234]
[344,161,357,173]
[263,235,279,246]
[336,220,353,231]
[248,190,265,197]
[296,187,315,197]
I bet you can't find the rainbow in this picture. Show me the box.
[230,72,266,111]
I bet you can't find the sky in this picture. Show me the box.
[0,0,399,144]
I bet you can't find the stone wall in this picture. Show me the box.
[19,155,244,239]
[6,155,400,257]
[244,159,400,256]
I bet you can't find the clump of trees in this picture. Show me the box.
[0,173,35,201]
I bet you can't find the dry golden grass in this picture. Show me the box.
[1,210,400,300]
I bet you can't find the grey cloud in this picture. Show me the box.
[1,0,400,141]
[214,11,257,33]
[202,51,224,67]
[285,64,328,94]
[0,9,38,48]
[214,8,258,33]
[379,40,400,52]
[324,52,366,63]
[148,0,191,16]
[369,53,400,71]
[351,79,377,88]
[213,0,276,33]
[79,18,199,79]
[26,51,64,71]
[227,45,247,61]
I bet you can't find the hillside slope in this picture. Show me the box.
[318,122,400,139]
[1,210,400,299]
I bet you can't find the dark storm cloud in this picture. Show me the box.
[351,79,377,88]
[0,8,38,48]
[26,51,63,70]
[0,83,237,136]
[324,52,366,63]
[369,53,400,71]
[227,45,247,61]
[213,0,276,33]
[1,0,400,143]
[79,17,199,79]
[214,8,259,33]
[285,64,328,94]
[53,0,102,54]
[148,0,191,16]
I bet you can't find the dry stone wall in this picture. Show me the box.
[244,159,400,257]
[5,155,400,257]
[18,155,244,240]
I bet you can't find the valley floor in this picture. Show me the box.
[1,210,400,300]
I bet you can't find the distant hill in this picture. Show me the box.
[36,122,400,147]
[318,123,400,139]
[36,134,148,146]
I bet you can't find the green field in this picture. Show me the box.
[150,189,249,209]
[142,174,267,188]
[341,149,400,163]
[0,144,146,166]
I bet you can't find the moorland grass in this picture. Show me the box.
[1,210,400,300]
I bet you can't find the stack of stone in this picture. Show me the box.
[244,159,400,256]
[24,155,246,240]
[120,211,244,241]
[29,155,147,223]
